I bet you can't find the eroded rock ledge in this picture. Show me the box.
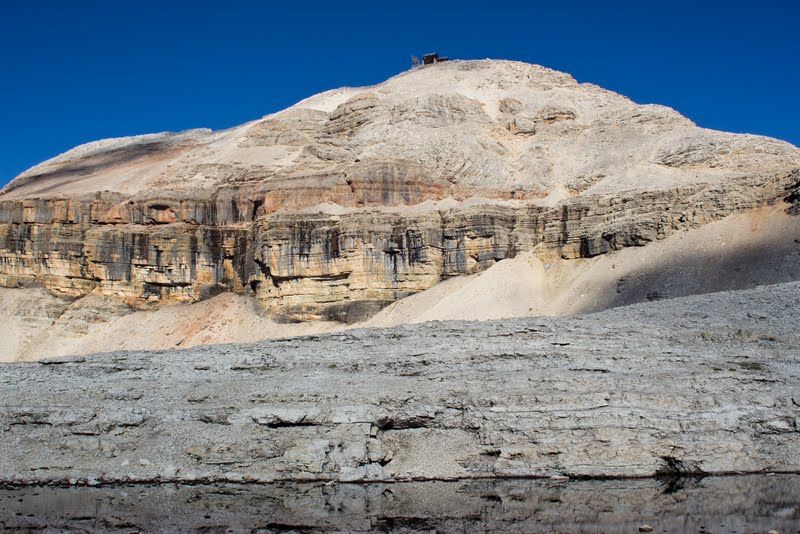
[1,282,798,485]
[1,169,798,321]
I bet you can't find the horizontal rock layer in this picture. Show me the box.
[1,170,797,320]
[1,282,798,484]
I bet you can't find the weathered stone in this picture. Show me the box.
[0,282,798,485]
[1,171,797,319]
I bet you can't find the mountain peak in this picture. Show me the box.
[3,59,797,209]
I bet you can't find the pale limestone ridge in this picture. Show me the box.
[3,59,798,204]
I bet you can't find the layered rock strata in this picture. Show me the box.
[1,282,798,484]
[1,59,799,321]
[1,170,797,321]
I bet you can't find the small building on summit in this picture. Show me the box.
[422,52,449,65]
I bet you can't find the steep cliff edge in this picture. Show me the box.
[2,59,799,324]
[4,204,800,361]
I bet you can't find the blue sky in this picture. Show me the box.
[1,0,798,188]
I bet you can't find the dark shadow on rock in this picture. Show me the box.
[2,141,175,195]
[575,236,800,315]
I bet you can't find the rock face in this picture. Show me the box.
[1,282,798,485]
[1,60,798,321]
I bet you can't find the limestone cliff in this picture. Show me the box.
[1,60,799,321]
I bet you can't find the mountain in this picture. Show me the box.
[1,59,799,360]
[1,59,800,491]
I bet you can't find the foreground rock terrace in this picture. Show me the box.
[1,282,798,485]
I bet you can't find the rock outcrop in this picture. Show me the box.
[4,204,800,361]
[1,282,798,485]
[1,60,799,321]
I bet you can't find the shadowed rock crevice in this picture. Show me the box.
[786,176,800,214]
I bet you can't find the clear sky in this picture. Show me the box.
[1,0,798,188]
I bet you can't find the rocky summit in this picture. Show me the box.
[0,59,798,335]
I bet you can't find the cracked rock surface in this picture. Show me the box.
[1,282,799,484]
